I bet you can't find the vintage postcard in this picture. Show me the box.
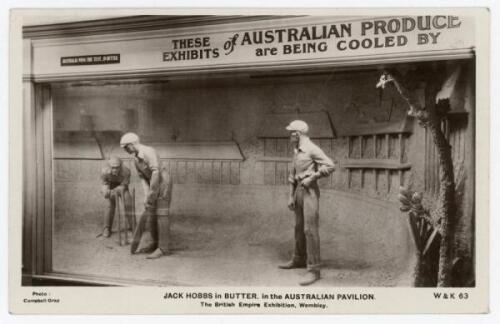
[8,7,490,314]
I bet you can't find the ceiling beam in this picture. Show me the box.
[23,15,300,39]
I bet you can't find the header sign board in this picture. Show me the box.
[31,15,474,79]
[162,16,468,63]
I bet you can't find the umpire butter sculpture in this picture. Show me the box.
[280,120,335,286]
[120,133,174,259]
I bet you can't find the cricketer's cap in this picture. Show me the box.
[108,156,122,167]
[120,132,140,147]
[286,120,309,134]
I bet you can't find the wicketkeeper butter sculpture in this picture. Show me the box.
[100,156,134,238]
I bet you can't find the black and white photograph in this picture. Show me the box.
[7,7,490,314]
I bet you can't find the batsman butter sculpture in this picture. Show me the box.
[120,133,174,259]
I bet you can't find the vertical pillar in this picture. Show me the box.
[22,78,36,276]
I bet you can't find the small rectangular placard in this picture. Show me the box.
[60,54,120,66]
